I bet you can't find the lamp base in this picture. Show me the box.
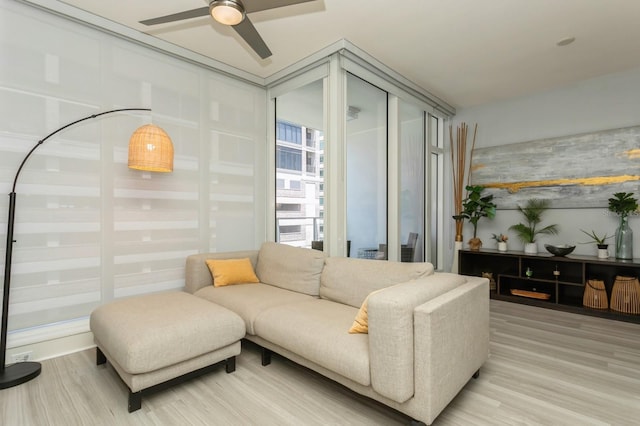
[0,361,41,389]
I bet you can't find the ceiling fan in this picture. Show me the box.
[139,0,315,59]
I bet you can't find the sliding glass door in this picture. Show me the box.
[268,51,447,265]
[346,74,387,259]
[274,79,324,249]
[399,101,425,262]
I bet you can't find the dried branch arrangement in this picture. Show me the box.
[450,122,477,241]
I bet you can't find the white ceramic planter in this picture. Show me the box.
[524,242,537,254]
[498,242,508,252]
[597,248,609,259]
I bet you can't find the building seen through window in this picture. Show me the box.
[275,120,324,247]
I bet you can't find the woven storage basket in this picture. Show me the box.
[610,276,640,314]
[583,279,608,309]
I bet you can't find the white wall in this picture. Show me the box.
[452,67,640,258]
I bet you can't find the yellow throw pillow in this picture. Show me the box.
[349,288,387,334]
[206,258,260,287]
[349,297,370,334]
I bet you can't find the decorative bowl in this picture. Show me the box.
[544,244,576,257]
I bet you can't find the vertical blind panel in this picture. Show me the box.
[205,76,262,252]
[0,5,102,107]
[1,0,264,338]
[0,90,103,333]
[208,132,257,253]
[109,39,200,300]
[112,161,200,298]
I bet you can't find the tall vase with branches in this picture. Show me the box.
[450,123,477,241]
[449,122,477,272]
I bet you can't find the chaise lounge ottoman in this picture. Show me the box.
[90,291,245,412]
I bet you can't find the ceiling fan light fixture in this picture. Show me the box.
[210,0,245,26]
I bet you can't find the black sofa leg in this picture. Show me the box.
[261,348,272,366]
[96,347,106,366]
[226,356,236,373]
[128,390,142,413]
[472,369,480,379]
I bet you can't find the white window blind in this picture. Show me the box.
[0,0,266,344]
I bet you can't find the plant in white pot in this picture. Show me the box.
[509,199,558,254]
[579,229,613,259]
[491,233,509,252]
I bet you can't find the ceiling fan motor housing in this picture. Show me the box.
[210,0,246,26]
[140,0,315,59]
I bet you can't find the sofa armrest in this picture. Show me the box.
[367,272,475,403]
[413,276,489,423]
[185,250,259,294]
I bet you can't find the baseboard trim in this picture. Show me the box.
[6,330,95,363]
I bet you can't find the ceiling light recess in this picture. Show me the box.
[210,0,246,26]
[556,37,576,47]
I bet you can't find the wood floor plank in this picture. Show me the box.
[2,299,639,425]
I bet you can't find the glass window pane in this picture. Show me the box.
[346,74,387,260]
[275,80,324,248]
[399,101,425,262]
[430,114,445,270]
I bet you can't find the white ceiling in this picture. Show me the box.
[57,0,640,109]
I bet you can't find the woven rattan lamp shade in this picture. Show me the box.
[128,124,174,172]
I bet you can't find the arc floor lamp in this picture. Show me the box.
[0,108,173,389]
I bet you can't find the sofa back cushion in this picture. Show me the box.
[255,242,326,296]
[320,257,434,308]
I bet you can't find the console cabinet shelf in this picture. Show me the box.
[459,249,640,324]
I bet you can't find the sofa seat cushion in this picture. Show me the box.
[320,257,434,308]
[254,299,370,386]
[194,283,315,335]
[255,242,325,296]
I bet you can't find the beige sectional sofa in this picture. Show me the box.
[186,242,489,425]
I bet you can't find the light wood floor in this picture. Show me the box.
[2,300,640,425]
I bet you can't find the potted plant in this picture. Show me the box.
[579,229,613,258]
[509,199,558,254]
[608,192,638,259]
[453,185,496,251]
[491,233,509,252]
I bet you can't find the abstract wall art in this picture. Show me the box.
[471,126,640,209]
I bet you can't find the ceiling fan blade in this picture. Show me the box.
[242,0,315,14]
[139,7,209,26]
[232,17,272,59]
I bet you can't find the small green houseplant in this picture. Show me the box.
[580,229,613,258]
[491,233,509,252]
[491,233,509,243]
[579,229,612,247]
[509,199,558,254]
[453,185,496,250]
[608,192,639,217]
[608,192,638,259]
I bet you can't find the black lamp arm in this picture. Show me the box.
[11,108,151,192]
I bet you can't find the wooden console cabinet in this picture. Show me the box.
[459,248,640,324]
